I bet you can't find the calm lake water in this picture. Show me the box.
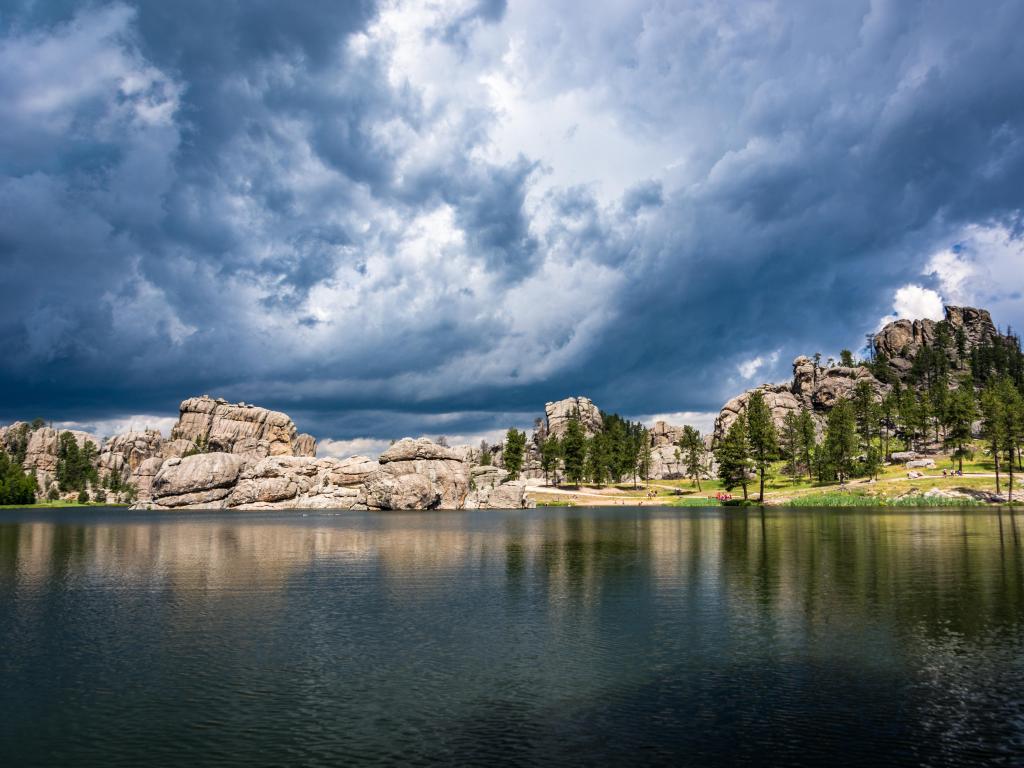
[1,507,1023,767]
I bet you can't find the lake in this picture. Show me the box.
[1,506,1022,766]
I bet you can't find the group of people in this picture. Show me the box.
[942,469,964,477]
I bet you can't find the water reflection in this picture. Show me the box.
[0,507,1022,766]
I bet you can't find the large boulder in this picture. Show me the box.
[714,384,803,442]
[149,452,244,507]
[170,396,316,458]
[365,438,470,510]
[650,421,685,448]
[545,396,603,438]
[322,455,377,486]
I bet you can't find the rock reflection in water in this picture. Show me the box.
[0,507,1022,767]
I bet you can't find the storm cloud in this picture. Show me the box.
[1,0,1023,445]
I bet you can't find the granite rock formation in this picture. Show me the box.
[544,396,603,438]
[873,305,997,376]
[171,396,316,459]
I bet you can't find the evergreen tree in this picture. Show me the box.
[716,415,752,500]
[839,349,855,367]
[503,428,527,481]
[852,381,881,479]
[746,391,778,502]
[561,412,586,485]
[0,451,37,505]
[880,386,899,459]
[678,425,706,491]
[980,379,1007,494]
[540,435,561,486]
[637,438,653,487]
[822,400,858,483]
[943,386,976,473]
[780,411,802,481]
[584,436,606,485]
[996,380,1023,502]
[797,409,817,481]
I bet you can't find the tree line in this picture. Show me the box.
[710,320,1024,502]
[501,409,653,487]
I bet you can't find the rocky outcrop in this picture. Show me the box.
[715,383,805,442]
[134,437,502,511]
[545,396,603,438]
[873,305,998,376]
[464,465,534,509]
[149,453,245,508]
[650,421,685,448]
[97,429,164,482]
[170,396,316,458]
[364,438,470,509]
[712,305,1004,444]
[714,355,888,443]
[22,427,100,492]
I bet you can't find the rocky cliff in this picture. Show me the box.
[872,305,998,377]
[171,396,317,458]
[712,304,1007,443]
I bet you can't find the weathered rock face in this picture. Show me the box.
[149,453,245,508]
[97,430,165,483]
[462,465,535,509]
[650,421,685,448]
[22,427,100,492]
[135,437,487,511]
[170,396,316,458]
[132,457,165,501]
[545,396,603,438]
[873,305,998,376]
[714,357,888,443]
[715,384,804,442]
[365,438,470,510]
[649,444,683,479]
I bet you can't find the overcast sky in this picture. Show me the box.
[2,0,1023,454]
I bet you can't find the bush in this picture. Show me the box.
[94,488,107,503]
[77,489,90,504]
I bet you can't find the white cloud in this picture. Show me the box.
[922,225,1024,330]
[888,284,945,324]
[639,411,718,435]
[317,437,393,459]
[54,414,177,441]
[736,350,780,380]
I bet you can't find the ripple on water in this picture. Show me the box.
[0,506,1022,766]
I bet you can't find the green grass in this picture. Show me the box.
[0,501,130,509]
[785,491,985,507]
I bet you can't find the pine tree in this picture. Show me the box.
[716,415,752,500]
[797,409,817,481]
[540,435,561,486]
[503,428,527,481]
[943,386,976,473]
[997,381,1023,502]
[678,425,705,491]
[584,436,605,485]
[980,379,1007,494]
[822,399,858,483]
[746,391,778,502]
[780,411,801,481]
[561,412,586,485]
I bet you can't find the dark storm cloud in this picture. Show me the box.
[1,0,1023,443]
